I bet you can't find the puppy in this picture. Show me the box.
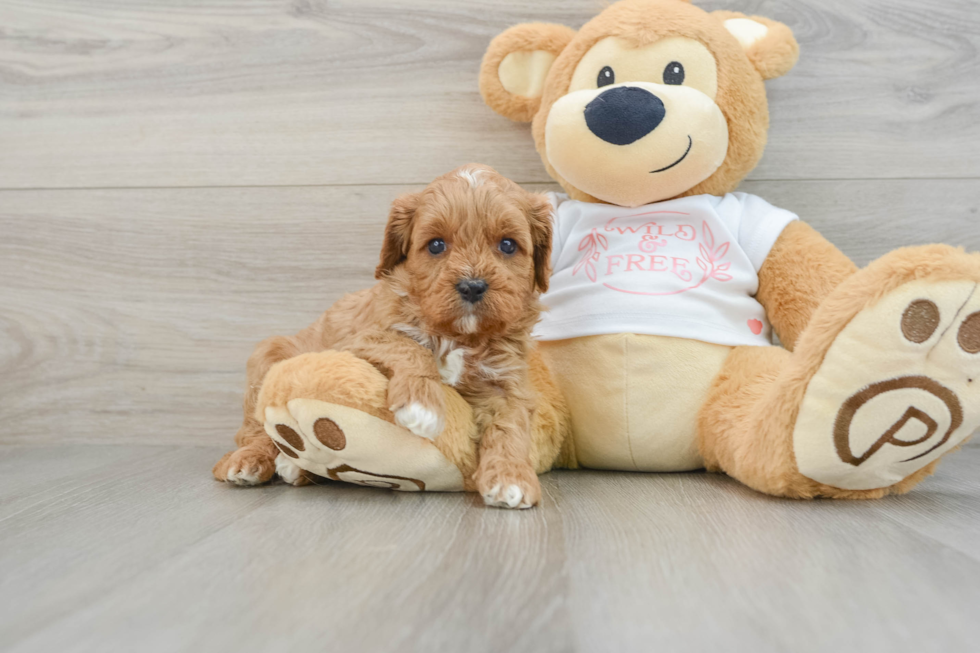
[214,164,554,508]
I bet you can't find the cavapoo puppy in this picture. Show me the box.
[214,164,555,508]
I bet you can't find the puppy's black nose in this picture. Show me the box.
[585,86,665,146]
[456,278,488,303]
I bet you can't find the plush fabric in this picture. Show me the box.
[539,333,731,471]
[698,246,980,498]
[224,0,980,503]
[251,347,571,490]
[474,0,980,499]
[479,23,578,123]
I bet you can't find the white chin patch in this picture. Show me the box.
[394,402,444,439]
[455,314,480,334]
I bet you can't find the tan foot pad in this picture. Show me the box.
[264,399,464,492]
[795,280,980,490]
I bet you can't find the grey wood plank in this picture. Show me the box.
[2,444,979,652]
[0,444,572,653]
[0,445,278,648]
[858,443,980,564]
[0,444,176,516]
[1,0,978,188]
[1,180,977,446]
[553,457,980,652]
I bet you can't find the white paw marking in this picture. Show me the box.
[439,348,466,386]
[275,454,305,486]
[394,402,444,439]
[226,466,262,486]
[483,483,533,509]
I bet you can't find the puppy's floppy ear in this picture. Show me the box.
[376,192,420,279]
[524,193,554,293]
[480,23,576,123]
[714,11,799,80]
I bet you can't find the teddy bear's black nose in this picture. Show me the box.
[585,86,666,146]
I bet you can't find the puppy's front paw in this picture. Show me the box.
[476,465,541,509]
[394,402,445,440]
[388,375,446,440]
[213,447,276,486]
[483,483,537,509]
[275,453,310,486]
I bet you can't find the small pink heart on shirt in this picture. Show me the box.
[748,319,764,335]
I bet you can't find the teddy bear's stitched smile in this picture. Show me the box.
[650,135,693,173]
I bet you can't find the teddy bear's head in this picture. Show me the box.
[480,0,798,207]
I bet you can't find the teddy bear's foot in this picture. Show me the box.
[264,399,465,491]
[794,277,980,491]
[255,350,475,492]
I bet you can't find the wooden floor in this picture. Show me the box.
[2,0,979,650]
[1,444,979,652]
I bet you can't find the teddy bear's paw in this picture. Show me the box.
[794,280,980,491]
[263,398,465,492]
[477,464,541,509]
[214,447,277,486]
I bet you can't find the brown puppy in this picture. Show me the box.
[213,164,554,508]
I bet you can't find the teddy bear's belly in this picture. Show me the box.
[539,333,733,471]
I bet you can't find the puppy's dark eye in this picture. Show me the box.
[663,61,685,85]
[427,238,446,255]
[597,66,615,88]
[498,238,517,256]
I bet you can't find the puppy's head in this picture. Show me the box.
[376,164,552,338]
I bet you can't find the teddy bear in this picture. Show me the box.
[217,0,979,501]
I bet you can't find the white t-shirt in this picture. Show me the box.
[534,192,798,346]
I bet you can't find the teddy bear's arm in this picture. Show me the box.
[756,221,858,350]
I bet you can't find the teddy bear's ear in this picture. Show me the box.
[713,11,799,80]
[480,23,577,123]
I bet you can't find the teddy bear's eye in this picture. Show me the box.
[597,66,615,88]
[663,61,685,85]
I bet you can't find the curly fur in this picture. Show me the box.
[214,165,560,506]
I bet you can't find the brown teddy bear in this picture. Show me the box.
[217,0,979,503]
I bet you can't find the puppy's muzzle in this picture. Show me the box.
[456,278,488,304]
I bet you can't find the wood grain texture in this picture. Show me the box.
[1,0,979,647]
[1,0,979,188]
[1,444,978,652]
[1,180,977,446]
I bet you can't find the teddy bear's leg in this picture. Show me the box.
[698,245,980,499]
[250,350,480,490]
